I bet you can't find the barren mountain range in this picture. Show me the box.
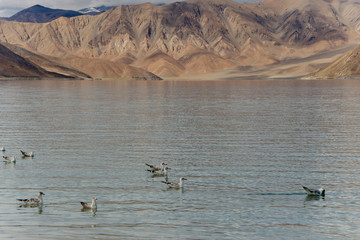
[3,5,114,23]
[1,0,360,80]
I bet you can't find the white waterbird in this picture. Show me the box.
[3,156,16,163]
[145,162,166,171]
[80,196,97,209]
[162,177,187,189]
[20,150,34,157]
[148,166,170,176]
[302,185,325,196]
[17,192,45,205]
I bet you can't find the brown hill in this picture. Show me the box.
[0,42,70,78]
[306,44,360,79]
[3,43,91,78]
[1,0,360,79]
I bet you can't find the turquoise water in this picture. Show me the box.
[1,79,360,239]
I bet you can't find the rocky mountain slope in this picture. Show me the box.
[1,0,360,79]
[0,43,70,78]
[306,44,360,79]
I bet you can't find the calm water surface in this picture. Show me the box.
[1,79,360,239]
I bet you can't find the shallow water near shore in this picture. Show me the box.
[1,78,360,239]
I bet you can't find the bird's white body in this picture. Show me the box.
[0,147,5,151]
[81,196,97,209]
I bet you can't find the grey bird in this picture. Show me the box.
[162,177,187,189]
[302,185,325,196]
[80,196,97,209]
[17,192,45,205]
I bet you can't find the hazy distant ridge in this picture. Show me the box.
[78,6,114,15]
[4,4,114,23]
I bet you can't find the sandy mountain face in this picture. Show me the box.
[306,44,360,79]
[0,43,71,78]
[1,0,360,79]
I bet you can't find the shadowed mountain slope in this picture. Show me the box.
[0,43,70,78]
[6,5,83,23]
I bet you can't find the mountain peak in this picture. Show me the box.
[78,5,114,15]
[6,4,83,23]
[31,4,47,8]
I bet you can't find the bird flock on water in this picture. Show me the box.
[1,147,98,210]
[1,145,325,213]
[146,162,187,189]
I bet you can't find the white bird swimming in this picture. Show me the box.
[145,162,166,171]
[80,196,97,209]
[302,185,325,196]
[148,166,170,176]
[20,150,34,157]
[162,177,187,189]
[3,156,16,163]
[0,147,5,151]
[17,192,45,205]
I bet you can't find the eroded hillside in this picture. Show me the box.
[1,0,360,79]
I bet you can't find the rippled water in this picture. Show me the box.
[1,79,360,239]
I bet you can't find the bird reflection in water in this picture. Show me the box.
[81,207,97,216]
[18,203,44,214]
[305,195,325,201]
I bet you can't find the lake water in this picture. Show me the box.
[1,79,360,239]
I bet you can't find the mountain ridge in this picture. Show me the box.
[6,5,83,23]
[1,0,360,80]
[4,4,114,23]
